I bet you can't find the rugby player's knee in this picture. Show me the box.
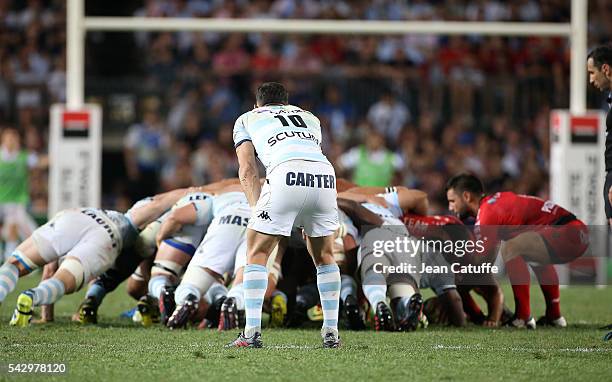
[8,248,42,276]
[56,257,86,293]
[151,259,184,282]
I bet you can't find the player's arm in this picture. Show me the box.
[347,186,429,215]
[474,208,504,265]
[155,204,198,247]
[236,141,261,207]
[337,198,383,230]
[479,282,504,327]
[129,188,191,230]
[337,191,387,208]
[436,288,467,327]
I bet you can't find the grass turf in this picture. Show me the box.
[1,274,611,381]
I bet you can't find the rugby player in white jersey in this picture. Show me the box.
[166,187,250,329]
[338,186,429,331]
[228,82,341,348]
[146,190,215,325]
[0,189,182,326]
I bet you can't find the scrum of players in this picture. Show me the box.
[0,171,590,332]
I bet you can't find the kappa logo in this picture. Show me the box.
[257,210,272,221]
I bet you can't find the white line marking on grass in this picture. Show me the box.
[433,344,612,353]
[268,345,316,350]
[559,347,612,353]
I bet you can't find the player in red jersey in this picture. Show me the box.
[445,174,590,329]
[402,212,505,327]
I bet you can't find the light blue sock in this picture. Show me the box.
[85,283,107,305]
[317,264,341,332]
[31,278,65,306]
[0,262,19,303]
[148,275,169,299]
[243,264,267,337]
[362,267,387,308]
[227,283,245,310]
[362,284,387,308]
[340,274,357,302]
[175,282,201,306]
[205,282,228,305]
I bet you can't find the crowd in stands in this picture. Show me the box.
[1,0,611,216]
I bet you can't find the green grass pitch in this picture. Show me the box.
[1,274,612,381]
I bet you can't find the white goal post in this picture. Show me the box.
[67,0,588,114]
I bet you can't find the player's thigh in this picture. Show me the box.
[170,224,206,253]
[154,241,194,268]
[537,221,589,264]
[191,221,244,276]
[298,163,339,238]
[501,231,550,264]
[249,176,303,237]
[65,232,119,286]
[30,211,89,263]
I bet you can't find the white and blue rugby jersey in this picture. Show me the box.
[233,104,330,172]
[173,192,214,226]
[212,191,249,217]
[377,191,403,218]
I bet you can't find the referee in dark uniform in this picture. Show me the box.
[587,45,612,341]
[587,46,612,226]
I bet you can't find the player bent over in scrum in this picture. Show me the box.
[446,173,589,329]
[74,180,240,325]
[147,191,214,325]
[339,187,429,331]
[0,190,179,326]
[228,82,341,348]
[167,191,250,328]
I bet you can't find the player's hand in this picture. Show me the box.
[482,319,500,328]
[608,185,612,205]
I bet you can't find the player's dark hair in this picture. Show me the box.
[446,173,484,195]
[256,82,288,106]
[587,44,612,69]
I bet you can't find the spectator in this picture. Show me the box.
[338,127,404,187]
[124,101,170,200]
[367,90,410,143]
